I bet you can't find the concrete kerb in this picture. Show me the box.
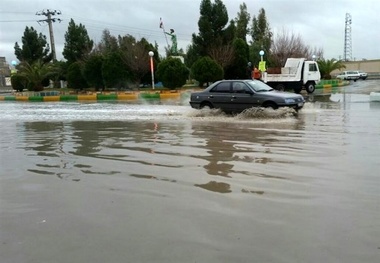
[315,80,349,90]
[0,90,190,102]
[1,84,353,101]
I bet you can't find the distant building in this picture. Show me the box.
[0,57,11,87]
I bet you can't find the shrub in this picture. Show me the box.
[10,74,28,92]
[191,57,224,87]
[156,57,189,89]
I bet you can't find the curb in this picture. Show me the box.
[315,80,349,90]
[0,91,190,102]
[315,80,350,91]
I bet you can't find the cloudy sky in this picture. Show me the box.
[1,0,379,64]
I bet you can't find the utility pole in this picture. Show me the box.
[36,9,61,61]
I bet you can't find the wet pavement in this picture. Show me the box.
[1,79,380,263]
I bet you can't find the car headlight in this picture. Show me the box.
[285,98,296,103]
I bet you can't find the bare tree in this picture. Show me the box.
[208,44,235,69]
[93,29,118,55]
[118,35,151,85]
[270,28,323,67]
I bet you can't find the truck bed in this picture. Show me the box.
[264,73,301,82]
[264,66,301,82]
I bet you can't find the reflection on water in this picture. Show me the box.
[16,113,306,193]
[195,181,231,193]
[1,91,380,263]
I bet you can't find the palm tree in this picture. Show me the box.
[317,58,346,79]
[16,60,59,91]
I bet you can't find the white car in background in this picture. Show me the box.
[358,70,368,80]
[336,71,360,81]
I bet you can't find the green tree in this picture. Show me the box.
[235,3,250,41]
[191,56,224,86]
[15,60,58,91]
[63,19,94,65]
[101,51,130,89]
[53,60,69,82]
[83,54,104,90]
[185,44,201,69]
[192,0,229,57]
[317,58,346,79]
[66,61,88,90]
[224,38,249,79]
[250,8,272,66]
[14,26,52,64]
[156,57,189,89]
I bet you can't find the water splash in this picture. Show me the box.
[187,108,226,117]
[236,107,297,119]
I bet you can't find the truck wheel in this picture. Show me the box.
[305,82,315,94]
[275,84,285,91]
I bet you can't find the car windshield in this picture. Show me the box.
[246,80,273,92]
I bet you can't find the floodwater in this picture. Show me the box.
[1,80,380,263]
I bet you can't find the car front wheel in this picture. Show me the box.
[263,101,278,110]
[200,102,213,109]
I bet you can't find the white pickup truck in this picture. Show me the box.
[261,58,321,93]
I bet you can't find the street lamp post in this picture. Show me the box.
[259,50,265,61]
[258,50,266,73]
[148,51,155,90]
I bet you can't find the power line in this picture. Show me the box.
[0,20,36,23]
[62,13,192,41]
[0,11,34,14]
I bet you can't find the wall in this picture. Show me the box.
[331,59,380,75]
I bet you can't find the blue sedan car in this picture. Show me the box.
[189,79,305,113]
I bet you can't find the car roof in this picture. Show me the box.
[216,79,255,83]
[343,70,359,73]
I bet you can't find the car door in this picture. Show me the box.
[230,81,257,112]
[207,81,232,110]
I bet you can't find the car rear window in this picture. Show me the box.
[210,82,231,93]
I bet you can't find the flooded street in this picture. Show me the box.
[1,80,380,263]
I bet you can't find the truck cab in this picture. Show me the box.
[262,58,321,94]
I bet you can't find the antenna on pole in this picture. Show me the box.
[343,13,352,61]
[36,9,62,61]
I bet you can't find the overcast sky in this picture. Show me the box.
[1,0,379,65]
